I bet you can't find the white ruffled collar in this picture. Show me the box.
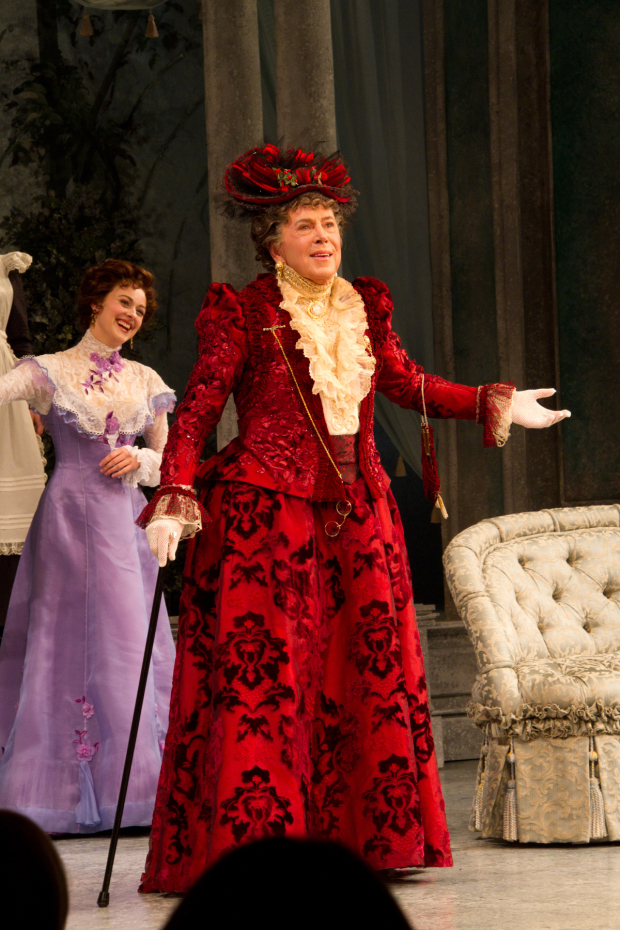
[277,268,375,434]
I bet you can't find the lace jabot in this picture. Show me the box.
[16,329,175,440]
[277,266,375,434]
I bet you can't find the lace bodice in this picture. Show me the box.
[277,267,375,434]
[0,329,176,488]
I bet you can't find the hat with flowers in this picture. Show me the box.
[223,144,356,208]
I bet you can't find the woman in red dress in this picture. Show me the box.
[138,146,569,892]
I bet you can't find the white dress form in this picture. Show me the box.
[0,252,45,556]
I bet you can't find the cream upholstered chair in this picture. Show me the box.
[443,505,620,844]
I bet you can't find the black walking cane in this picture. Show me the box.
[97,565,168,907]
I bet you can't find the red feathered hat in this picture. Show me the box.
[224,144,355,207]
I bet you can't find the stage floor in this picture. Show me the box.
[55,760,620,930]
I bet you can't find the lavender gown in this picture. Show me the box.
[0,405,176,833]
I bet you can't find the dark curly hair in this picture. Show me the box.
[77,258,157,332]
[250,193,355,272]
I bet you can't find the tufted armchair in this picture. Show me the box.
[443,505,620,844]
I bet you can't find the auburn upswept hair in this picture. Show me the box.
[77,258,157,331]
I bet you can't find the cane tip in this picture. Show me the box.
[97,890,110,908]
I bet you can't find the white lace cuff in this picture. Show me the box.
[149,513,200,539]
[145,489,203,538]
[121,446,162,488]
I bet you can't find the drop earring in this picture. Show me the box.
[130,336,134,350]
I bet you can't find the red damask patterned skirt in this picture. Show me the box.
[140,462,452,892]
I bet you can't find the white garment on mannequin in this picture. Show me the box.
[0,252,45,554]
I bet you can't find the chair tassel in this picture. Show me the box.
[503,737,518,842]
[145,13,159,38]
[589,737,607,840]
[474,730,489,831]
[420,375,448,521]
[474,770,485,831]
[80,11,94,37]
[395,455,406,477]
[434,493,448,520]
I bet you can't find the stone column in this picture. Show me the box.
[422,0,459,548]
[273,0,337,151]
[202,0,263,448]
[515,0,561,511]
[488,0,560,515]
[488,0,529,515]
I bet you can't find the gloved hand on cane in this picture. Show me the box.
[146,519,184,567]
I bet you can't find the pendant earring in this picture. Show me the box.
[130,336,134,350]
[90,310,97,327]
[275,261,284,278]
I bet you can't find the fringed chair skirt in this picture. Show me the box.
[470,729,616,844]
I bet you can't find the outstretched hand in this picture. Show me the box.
[511,389,570,429]
[146,518,183,567]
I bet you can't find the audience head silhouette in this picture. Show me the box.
[0,810,69,929]
[163,837,412,930]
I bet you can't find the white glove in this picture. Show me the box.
[511,388,571,429]
[146,518,184,567]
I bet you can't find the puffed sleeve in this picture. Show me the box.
[0,358,55,411]
[136,283,248,533]
[356,277,514,448]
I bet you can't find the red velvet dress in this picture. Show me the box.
[139,274,512,892]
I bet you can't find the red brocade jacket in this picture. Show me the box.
[142,274,513,527]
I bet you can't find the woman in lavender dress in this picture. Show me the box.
[0,259,176,833]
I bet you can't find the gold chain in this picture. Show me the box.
[265,326,342,480]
